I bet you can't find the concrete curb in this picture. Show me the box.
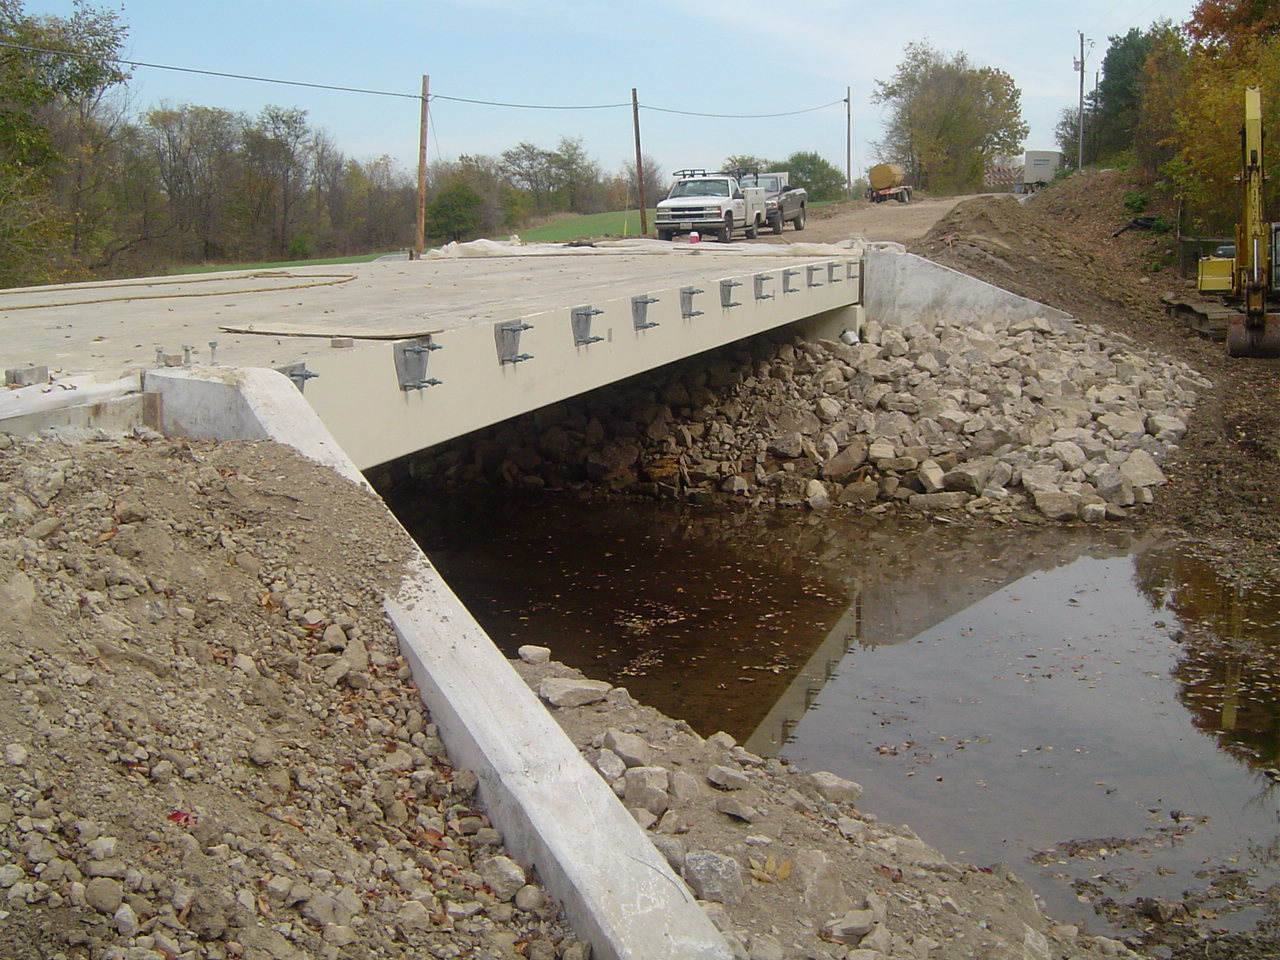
[141,365,733,960]
[388,565,732,960]
[0,373,142,422]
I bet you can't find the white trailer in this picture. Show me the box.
[1023,151,1063,190]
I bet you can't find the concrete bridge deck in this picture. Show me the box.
[2,240,864,469]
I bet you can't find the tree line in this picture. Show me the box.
[1,1,426,285]
[1049,1,1280,233]
[862,1,1280,235]
[9,0,1270,288]
[0,1,852,288]
[0,3,652,285]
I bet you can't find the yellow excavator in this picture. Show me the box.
[1169,86,1280,357]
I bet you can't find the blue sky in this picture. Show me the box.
[28,0,1194,181]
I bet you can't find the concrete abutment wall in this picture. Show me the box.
[862,246,1071,327]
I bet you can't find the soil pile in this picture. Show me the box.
[0,433,587,960]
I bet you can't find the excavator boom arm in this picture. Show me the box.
[1227,85,1280,357]
[1238,86,1269,305]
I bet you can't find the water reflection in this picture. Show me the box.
[392,489,859,736]
[383,483,1280,939]
[783,544,1280,934]
[1139,551,1280,770]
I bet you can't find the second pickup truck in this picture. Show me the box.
[739,171,807,233]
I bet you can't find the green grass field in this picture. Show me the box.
[518,210,657,243]
[517,201,842,244]
[171,251,400,274]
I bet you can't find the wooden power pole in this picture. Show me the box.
[414,74,430,259]
[632,88,648,236]
[1075,35,1089,171]
[846,86,852,200]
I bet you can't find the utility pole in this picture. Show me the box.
[1074,33,1091,171]
[414,75,430,259]
[846,86,852,200]
[632,88,648,235]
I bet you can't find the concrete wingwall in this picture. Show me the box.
[144,368,369,489]
[863,246,1072,328]
[387,571,732,960]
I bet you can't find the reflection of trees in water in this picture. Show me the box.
[1135,547,1280,770]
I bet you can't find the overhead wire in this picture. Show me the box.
[0,39,422,101]
[0,38,846,119]
[431,93,629,110]
[640,98,848,119]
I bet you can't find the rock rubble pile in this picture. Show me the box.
[517,653,1140,960]
[396,311,1208,524]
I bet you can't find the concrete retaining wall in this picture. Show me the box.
[144,368,368,488]
[863,246,1071,327]
[389,567,731,960]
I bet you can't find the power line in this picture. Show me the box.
[432,93,630,110]
[0,40,422,101]
[0,40,624,110]
[0,39,844,119]
[640,98,848,119]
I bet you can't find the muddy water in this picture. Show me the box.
[390,487,1280,938]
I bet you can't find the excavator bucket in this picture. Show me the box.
[1226,315,1280,358]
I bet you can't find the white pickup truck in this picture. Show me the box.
[654,170,767,242]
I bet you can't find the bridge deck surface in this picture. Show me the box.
[2,243,853,379]
[3,241,864,469]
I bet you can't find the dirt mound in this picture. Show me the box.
[910,171,1280,580]
[910,177,1162,331]
[0,434,587,960]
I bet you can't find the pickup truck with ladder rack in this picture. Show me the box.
[654,170,768,242]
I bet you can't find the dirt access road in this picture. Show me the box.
[744,193,969,245]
